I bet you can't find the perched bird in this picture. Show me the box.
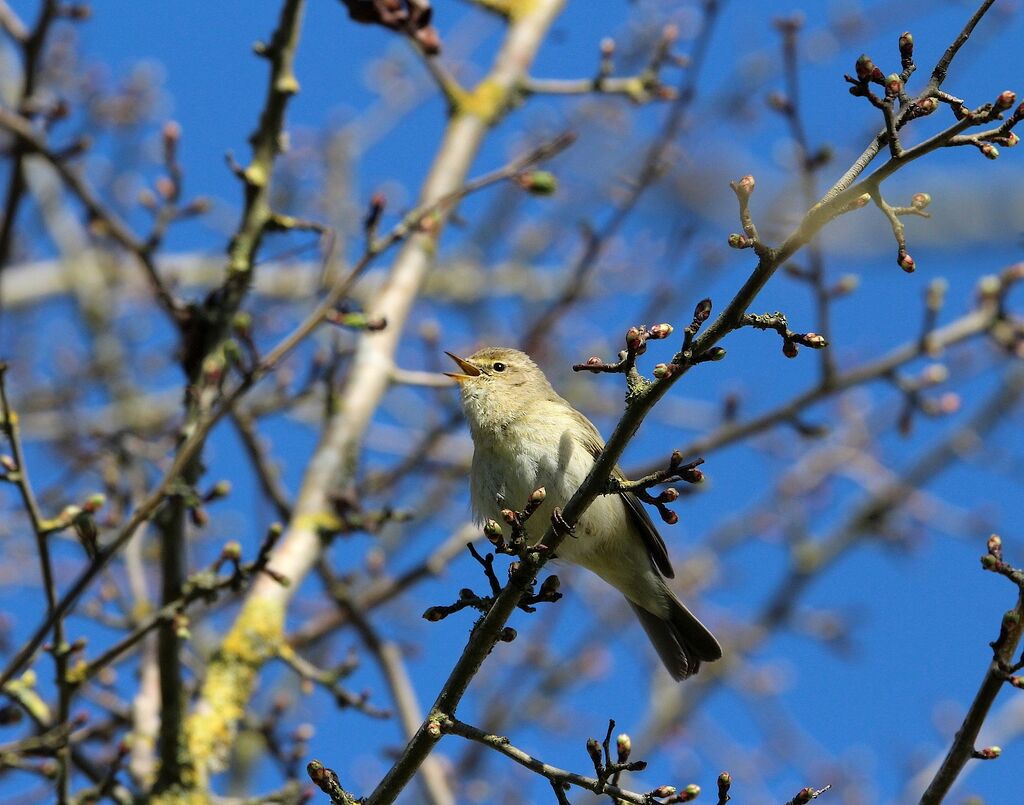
[445,347,721,680]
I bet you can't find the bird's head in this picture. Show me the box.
[444,347,556,434]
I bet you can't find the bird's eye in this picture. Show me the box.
[492,362,506,372]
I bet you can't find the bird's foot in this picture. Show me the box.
[550,507,576,539]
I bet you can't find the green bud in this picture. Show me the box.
[517,171,558,196]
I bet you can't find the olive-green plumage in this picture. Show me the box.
[447,347,721,680]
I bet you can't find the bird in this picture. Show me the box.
[445,346,721,680]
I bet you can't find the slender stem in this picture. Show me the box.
[441,717,651,805]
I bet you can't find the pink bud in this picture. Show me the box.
[996,90,1016,110]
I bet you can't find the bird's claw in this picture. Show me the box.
[551,507,575,539]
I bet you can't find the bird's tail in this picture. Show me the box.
[628,592,722,681]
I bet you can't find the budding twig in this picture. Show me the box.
[609,452,705,525]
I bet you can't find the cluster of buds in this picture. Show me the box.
[585,726,648,789]
[783,332,828,359]
[646,784,701,803]
[617,452,705,526]
[574,321,679,379]
[626,323,673,356]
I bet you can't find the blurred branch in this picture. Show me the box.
[0,0,58,279]
[635,368,1024,753]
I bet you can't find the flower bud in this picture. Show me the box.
[155,176,176,200]
[783,340,799,359]
[996,90,1016,110]
[499,627,517,642]
[680,784,701,802]
[600,37,615,57]
[980,553,998,570]
[422,606,446,622]
[616,733,631,762]
[898,251,916,273]
[484,520,503,541]
[208,480,232,500]
[981,143,1000,160]
[662,487,679,502]
[529,487,546,505]
[586,738,603,767]
[885,74,902,97]
[802,333,827,349]
[705,347,727,362]
[649,323,673,339]
[693,298,712,323]
[586,356,602,366]
[916,97,938,115]
[1010,676,1024,689]
[854,54,875,82]
[683,468,704,484]
[911,192,931,210]
[221,541,243,562]
[500,508,517,524]
[232,311,253,337]
[83,493,106,513]
[1006,132,1020,147]
[727,233,749,249]
[976,746,1001,759]
[653,363,674,380]
[517,171,558,196]
[626,326,644,350]
[734,174,755,197]
[899,32,914,59]
[648,786,675,799]
[988,534,1002,554]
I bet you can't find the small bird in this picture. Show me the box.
[445,347,721,680]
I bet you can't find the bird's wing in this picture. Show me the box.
[566,407,675,579]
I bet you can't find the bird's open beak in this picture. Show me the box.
[444,351,481,382]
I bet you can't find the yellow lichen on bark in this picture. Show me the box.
[181,597,285,790]
[452,78,509,124]
[472,0,538,19]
